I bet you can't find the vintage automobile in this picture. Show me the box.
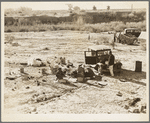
[124,28,141,37]
[84,45,122,73]
[117,28,141,45]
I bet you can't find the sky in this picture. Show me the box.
[2,1,148,10]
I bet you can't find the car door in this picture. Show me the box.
[84,51,97,64]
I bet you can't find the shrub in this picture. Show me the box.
[12,43,20,46]
[5,29,12,32]
[96,29,102,33]
[76,16,85,25]
[43,47,50,50]
[19,29,28,32]
[95,36,110,45]
[5,35,15,43]
[39,29,46,32]
[4,20,146,32]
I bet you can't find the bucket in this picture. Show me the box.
[135,61,142,72]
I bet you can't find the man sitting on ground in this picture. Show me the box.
[56,68,65,80]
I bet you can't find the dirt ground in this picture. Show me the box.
[3,31,147,114]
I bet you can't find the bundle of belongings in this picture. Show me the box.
[27,58,47,67]
[50,56,122,82]
[49,57,102,82]
[92,50,122,74]
[94,60,122,74]
[77,64,102,82]
[113,62,122,69]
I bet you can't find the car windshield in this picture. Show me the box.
[97,51,108,56]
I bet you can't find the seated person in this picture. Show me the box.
[67,60,73,68]
[77,64,85,77]
[84,68,95,79]
[56,68,65,80]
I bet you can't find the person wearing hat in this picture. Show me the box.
[108,50,115,76]
[56,68,65,80]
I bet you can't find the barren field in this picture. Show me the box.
[3,31,147,114]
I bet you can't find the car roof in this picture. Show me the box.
[88,45,111,51]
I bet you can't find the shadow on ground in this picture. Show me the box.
[77,81,103,88]
[61,80,78,87]
[104,69,146,86]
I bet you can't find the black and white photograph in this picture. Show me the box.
[1,1,149,121]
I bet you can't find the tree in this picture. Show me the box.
[93,6,97,10]
[73,6,80,11]
[73,6,80,13]
[66,4,73,11]
[107,6,110,10]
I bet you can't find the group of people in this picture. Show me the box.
[55,50,115,82]
[49,57,77,81]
